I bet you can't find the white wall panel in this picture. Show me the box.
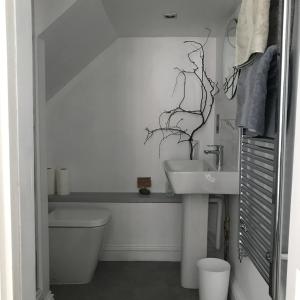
[47,37,216,192]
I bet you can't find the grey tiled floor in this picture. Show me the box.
[51,262,198,300]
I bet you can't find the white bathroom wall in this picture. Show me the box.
[47,37,216,193]
[100,202,182,261]
[214,18,239,171]
[214,9,272,300]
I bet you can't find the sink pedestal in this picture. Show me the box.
[181,194,209,289]
[164,159,239,289]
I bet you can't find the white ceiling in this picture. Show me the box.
[102,0,241,37]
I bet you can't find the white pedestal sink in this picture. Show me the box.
[164,160,239,289]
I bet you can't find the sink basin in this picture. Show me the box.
[163,159,239,289]
[164,159,239,195]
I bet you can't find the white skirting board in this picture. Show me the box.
[101,244,181,261]
[230,279,247,300]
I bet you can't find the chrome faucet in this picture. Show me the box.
[204,145,224,171]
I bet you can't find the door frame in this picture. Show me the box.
[34,37,53,300]
[286,1,300,298]
[0,0,36,299]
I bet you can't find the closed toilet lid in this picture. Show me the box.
[49,207,111,228]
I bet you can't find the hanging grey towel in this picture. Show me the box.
[236,45,278,137]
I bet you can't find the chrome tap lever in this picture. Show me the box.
[204,144,224,171]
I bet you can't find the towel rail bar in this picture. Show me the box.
[241,185,273,209]
[240,219,271,246]
[242,179,273,199]
[241,158,274,176]
[241,194,272,218]
[240,234,270,265]
[240,206,272,230]
[240,215,272,240]
[242,152,274,166]
[240,215,272,245]
[242,142,275,155]
[242,169,274,188]
[243,136,275,144]
[242,228,270,253]
[242,146,275,161]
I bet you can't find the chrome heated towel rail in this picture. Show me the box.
[238,0,293,298]
[239,134,277,286]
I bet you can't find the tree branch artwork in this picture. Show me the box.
[223,66,239,100]
[144,30,219,160]
[223,18,239,100]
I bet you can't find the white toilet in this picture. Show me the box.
[48,205,111,284]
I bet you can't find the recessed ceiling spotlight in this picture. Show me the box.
[163,12,178,19]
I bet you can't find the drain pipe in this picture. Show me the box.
[208,195,230,258]
[223,195,230,261]
[209,197,223,251]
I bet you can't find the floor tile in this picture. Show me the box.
[51,262,198,300]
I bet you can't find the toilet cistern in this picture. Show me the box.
[204,145,224,172]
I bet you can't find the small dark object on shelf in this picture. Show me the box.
[139,188,151,195]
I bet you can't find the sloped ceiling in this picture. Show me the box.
[34,0,77,35]
[41,0,240,100]
[42,0,117,100]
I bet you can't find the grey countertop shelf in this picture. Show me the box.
[48,192,182,203]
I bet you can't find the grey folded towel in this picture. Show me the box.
[236,45,278,137]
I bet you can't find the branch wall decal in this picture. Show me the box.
[223,66,239,100]
[145,31,219,160]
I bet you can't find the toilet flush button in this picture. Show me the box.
[205,174,216,183]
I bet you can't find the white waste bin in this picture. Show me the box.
[197,258,230,300]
